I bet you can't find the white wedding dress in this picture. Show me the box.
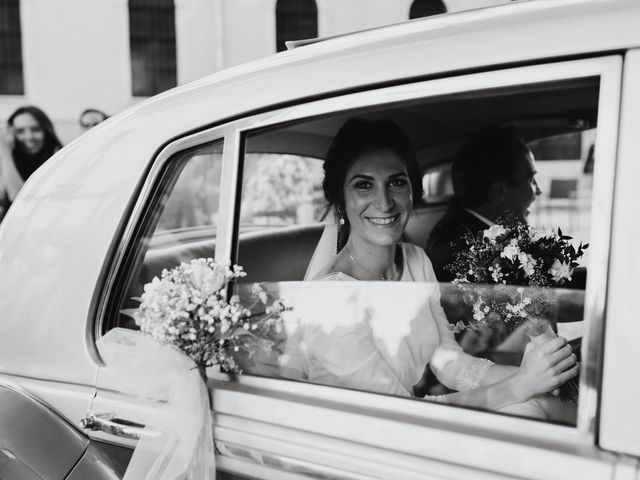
[283,242,493,398]
[292,223,575,421]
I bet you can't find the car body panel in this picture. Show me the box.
[210,375,620,480]
[0,385,87,479]
[65,440,131,480]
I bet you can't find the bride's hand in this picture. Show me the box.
[513,336,578,402]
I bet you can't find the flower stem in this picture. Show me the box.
[197,364,212,408]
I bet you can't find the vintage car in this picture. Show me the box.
[1,0,640,478]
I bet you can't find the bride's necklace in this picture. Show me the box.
[347,246,395,281]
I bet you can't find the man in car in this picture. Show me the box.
[417,128,542,371]
[425,128,541,282]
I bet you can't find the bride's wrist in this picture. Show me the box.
[507,370,533,404]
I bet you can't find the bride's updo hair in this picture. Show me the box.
[323,117,423,251]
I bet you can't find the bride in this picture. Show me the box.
[295,117,578,413]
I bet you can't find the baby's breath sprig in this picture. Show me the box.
[134,258,284,374]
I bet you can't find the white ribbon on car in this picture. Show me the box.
[97,328,215,480]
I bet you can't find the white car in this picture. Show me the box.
[1,0,640,478]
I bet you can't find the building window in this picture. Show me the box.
[409,0,447,19]
[0,0,24,95]
[129,0,177,97]
[276,0,318,53]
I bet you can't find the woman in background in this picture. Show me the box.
[0,105,62,219]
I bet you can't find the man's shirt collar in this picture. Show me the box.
[464,208,495,227]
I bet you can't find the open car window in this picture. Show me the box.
[229,72,604,428]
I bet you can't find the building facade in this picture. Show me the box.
[0,0,508,143]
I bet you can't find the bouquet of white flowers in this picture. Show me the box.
[447,216,588,335]
[445,217,587,402]
[134,258,284,378]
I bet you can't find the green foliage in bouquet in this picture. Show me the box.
[449,217,588,287]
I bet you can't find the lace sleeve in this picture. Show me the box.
[454,357,493,391]
[417,250,496,391]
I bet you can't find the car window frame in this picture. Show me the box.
[598,48,640,456]
[94,130,228,339]
[96,55,621,457]
[221,55,619,437]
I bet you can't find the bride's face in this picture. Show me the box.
[343,148,413,248]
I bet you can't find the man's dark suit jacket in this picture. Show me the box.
[425,201,489,282]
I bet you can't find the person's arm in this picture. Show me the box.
[479,363,518,386]
[421,250,576,405]
[439,336,578,410]
[0,125,23,201]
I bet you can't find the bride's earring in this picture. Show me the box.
[336,207,348,252]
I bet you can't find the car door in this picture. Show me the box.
[92,55,639,479]
[211,56,635,479]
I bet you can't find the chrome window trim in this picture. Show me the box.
[97,56,621,449]
[575,57,621,437]
[215,440,377,480]
[216,125,243,265]
[94,127,228,347]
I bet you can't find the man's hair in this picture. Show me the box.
[79,108,109,125]
[451,128,531,208]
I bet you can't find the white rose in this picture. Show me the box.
[549,259,573,283]
[484,224,507,243]
[188,261,225,297]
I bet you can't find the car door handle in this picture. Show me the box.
[80,412,158,440]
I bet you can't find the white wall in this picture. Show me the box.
[222,0,277,68]
[175,0,220,83]
[14,0,131,142]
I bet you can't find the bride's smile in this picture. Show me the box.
[366,214,399,226]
